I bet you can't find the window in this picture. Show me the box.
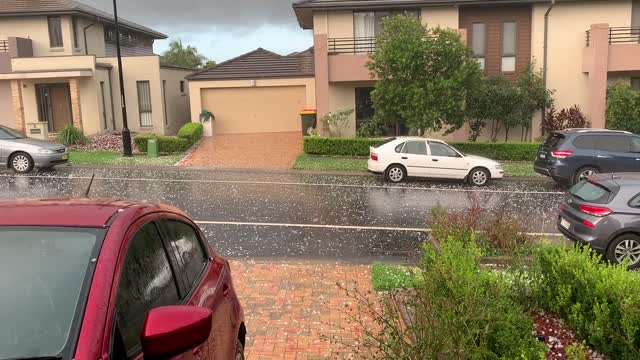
[354,9,419,39]
[472,23,486,70]
[633,0,640,28]
[401,141,428,155]
[595,135,631,153]
[48,16,63,48]
[632,78,640,91]
[428,141,459,157]
[570,181,612,204]
[502,22,517,73]
[113,223,180,357]
[180,80,185,94]
[355,87,376,132]
[629,193,640,208]
[164,220,208,288]
[573,135,597,150]
[630,136,640,152]
[136,81,153,127]
[72,17,79,49]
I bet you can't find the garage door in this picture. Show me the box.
[201,86,305,134]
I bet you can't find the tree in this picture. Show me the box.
[368,16,482,135]
[514,64,553,141]
[204,60,217,69]
[320,109,354,137]
[161,39,213,69]
[606,82,640,133]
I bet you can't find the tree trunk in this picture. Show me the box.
[505,128,509,142]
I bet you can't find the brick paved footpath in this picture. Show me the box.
[230,260,378,360]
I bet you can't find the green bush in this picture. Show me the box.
[57,125,87,146]
[532,245,640,359]
[134,135,190,154]
[606,81,640,133]
[178,122,203,145]
[303,136,540,161]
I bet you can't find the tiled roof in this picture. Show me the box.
[187,48,315,81]
[0,0,166,39]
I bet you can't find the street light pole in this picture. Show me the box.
[113,0,132,157]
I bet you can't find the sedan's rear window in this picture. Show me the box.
[374,137,396,148]
[569,181,612,204]
[543,133,565,148]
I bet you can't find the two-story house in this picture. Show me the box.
[290,0,640,141]
[0,0,192,138]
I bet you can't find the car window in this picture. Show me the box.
[569,181,612,204]
[573,135,597,150]
[164,220,208,291]
[113,222,180,358]
[428,141,459,157]
[401,141,428,155]
[395,143,405,153]
[374,137,396,148]
[544,133,565,148]
[630,137,640,153]
[0,126,24,139]
[629,193,640,208]
[595,135,631,153]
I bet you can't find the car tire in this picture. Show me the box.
[468,167,490,187]
[10,152,34,174]
[385,164,406,183]
[235,339,245,360]
[606,234,640,270]
[573,166,599,185]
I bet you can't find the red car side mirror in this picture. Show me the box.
[141,306,212,359]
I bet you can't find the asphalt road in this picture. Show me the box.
[0,166,567,262]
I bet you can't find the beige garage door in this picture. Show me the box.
[201,86,305,134]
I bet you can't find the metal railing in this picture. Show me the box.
[328,37,376,55]
[0,40,8,53]
[586,27,640,47]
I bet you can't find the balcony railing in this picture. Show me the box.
[328,37,376,55]
[0,40,8,53]
[586,27,640,46]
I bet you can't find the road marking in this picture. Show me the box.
[0,173,565,195]
[194,220,563,237]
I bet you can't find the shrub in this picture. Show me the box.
[320,109,354,137]
[303,136,540,161]
[178,122,203,145]
[134,135,190,154]
[606,82,640,133]
[532,245,640,359]
[57,125,88,146]
[356,118,386,138]
[541,105,589,135]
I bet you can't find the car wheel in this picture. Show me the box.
[385,165,406,183]
[607,234,640,269]
[10,152,34,174]
[468,167,490,187]
[235,339,245,360]
[573,166,598,185]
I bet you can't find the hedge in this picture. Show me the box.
[178,122,204,145]
[303,136,540,161]
[134,135,190,154]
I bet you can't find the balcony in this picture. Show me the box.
[328,37,376,55]
[583,25,640,73]
[0,37,33,73]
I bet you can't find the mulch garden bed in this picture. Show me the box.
[70,133,139,153]
[533,311,606,360]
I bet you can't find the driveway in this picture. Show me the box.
[181,132,302,169]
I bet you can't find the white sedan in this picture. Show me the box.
[367,137,504,186]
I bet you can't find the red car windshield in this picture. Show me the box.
[0,227,104,360]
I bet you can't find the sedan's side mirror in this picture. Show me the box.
[141,306,212,360]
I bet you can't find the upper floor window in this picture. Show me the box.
[471,23,486,70]
[180,81,185,94]
[502,22,517,73]
[104,26,139,47]
[633,0,640,28]
[72,17,79,49]
[48,16,63,48]
[632,78,640,91]
[354,9,419,38]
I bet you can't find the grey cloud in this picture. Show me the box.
[81,0,300,30]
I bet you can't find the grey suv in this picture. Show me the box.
[558,173,640,269]
[534,129,640,185]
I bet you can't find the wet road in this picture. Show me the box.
[0,166,567,262]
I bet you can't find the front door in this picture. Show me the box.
[36,84,73,132]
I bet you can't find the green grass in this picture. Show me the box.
[294,155,539,177]
[371,263,423,291]
[70,151,185,166]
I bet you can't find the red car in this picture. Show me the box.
[0,199,245,360]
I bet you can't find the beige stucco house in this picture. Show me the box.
[0,0,192,138]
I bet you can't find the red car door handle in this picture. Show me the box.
[222,283,230,297]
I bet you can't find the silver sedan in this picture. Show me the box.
[0,125,69,173]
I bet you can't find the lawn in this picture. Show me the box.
[371,263,423,291]
[70,151,184,166]
[294,155,539,177]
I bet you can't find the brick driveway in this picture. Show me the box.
[230,260,377,360]
[181,132,302,169]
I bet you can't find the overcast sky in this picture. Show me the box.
[81,0,313,62]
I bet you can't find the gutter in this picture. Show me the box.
[541,0,555,134]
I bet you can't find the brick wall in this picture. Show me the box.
[10,80,25,133]
[459,5,532,79]
[69,78,83,130]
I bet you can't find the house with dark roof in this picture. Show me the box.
[187,48,316,136]
[0,0,193,137]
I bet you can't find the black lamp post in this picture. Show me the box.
[113,0,132,157]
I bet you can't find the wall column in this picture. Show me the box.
[10,80,25,133]
[314,33,330,135]
[69,78,83,130]
[586,23,610,129]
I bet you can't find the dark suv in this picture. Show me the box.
[534,129,640,185]
[558,173,640,269]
